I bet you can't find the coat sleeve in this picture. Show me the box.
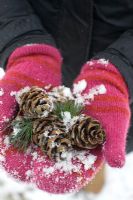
[94,30,133,104]
[0,0,56,69]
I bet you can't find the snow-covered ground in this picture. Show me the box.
[0,152,133,200]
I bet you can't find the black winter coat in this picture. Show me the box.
[0,0,133,152]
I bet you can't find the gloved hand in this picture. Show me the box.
[0,44,62,131]
[74,59,131,168]
[0,44,62,181]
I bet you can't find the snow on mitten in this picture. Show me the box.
[32,147,103,194]
[0,44,62,181]
[74,59,131,168]
[0,44,61,130]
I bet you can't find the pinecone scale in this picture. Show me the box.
[70,115,106,150]
[32,116,72,160]
[19,86,52,117]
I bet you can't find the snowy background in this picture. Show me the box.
[0,68,133,200]
[0,153,133,200]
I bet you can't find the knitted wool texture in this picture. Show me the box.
[74,59,131,168]
[0,44,62,181]
[0,44,62,131]
[0,44,130,193]
[0,45,104,194]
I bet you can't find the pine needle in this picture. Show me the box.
[53,100,84,119]
[10,118,33,152]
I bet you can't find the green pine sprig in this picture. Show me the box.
[10,117,33,152]
[53,100,84,119]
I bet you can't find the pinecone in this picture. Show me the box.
[70,115,106,150]
[46,133,72,161]
[19,86,52,118]
[32,116,72,160]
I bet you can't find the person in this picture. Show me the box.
[0,0,132,177]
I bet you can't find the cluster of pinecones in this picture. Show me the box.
[12,86,106,161]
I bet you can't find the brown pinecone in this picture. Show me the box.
[70,115,106,150]
[32,116,72,160]
[19,86,52,118]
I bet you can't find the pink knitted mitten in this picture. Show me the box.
[0,44,62,181]
[74,59,131,168]
[0,44,62,131]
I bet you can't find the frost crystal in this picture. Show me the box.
[73,79,87,94]
[43,150,97,175]
[97,58,109,66]
[43,131,49,137]
[4,136,10,147]
[10,91,17,97]
[48,86,73,100]
[0,88,4,96]
[43,167,55,175]
[62,87,72,97]
[44,84,52,90]
[75,152,97,170]
[0,68,5,79]
[61,111,79,131]
[2,116,9,122]
[61,111,71,125]
[86,84,107,101]
[15,86,30,103]
[41,110,49,118]
[32,152,38,161]
[12,126,21,136]
[74,84,106,105]
[0,155,5,162]
[86,60,94,65]
[25,170,32,178]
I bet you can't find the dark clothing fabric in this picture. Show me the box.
[0,0,133,152]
